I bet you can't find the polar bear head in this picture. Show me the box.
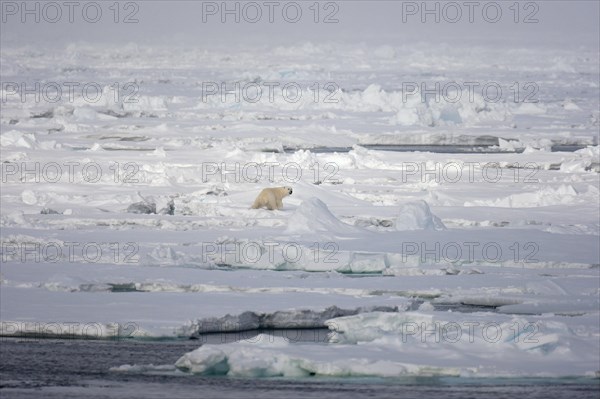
[284,186,293,196]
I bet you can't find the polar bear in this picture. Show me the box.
[251,187,293,210]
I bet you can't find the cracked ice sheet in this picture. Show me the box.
[1,262,599,338]
[0,285,406,338]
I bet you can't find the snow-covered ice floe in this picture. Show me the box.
[163,309,600,378]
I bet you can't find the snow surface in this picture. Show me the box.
[1,0,599,381]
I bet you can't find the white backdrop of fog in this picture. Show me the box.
[1,0,598,49]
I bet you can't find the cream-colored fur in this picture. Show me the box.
[251,187,293,210]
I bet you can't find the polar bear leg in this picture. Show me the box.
[265,191,277,210]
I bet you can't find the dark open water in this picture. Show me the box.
[1,337,598,399]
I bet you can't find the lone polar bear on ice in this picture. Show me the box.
[251,187,293,210]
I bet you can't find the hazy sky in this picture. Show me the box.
[1,1,599,48]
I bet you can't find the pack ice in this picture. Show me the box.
[1,35,599,380]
